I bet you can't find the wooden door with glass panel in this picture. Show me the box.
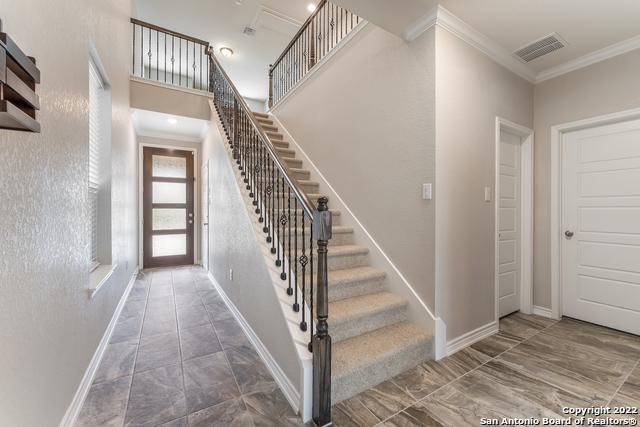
[143,147,194,268]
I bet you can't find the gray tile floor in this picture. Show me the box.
[78,266,640,426]
[334,313,640,426]
[76,266,299,427]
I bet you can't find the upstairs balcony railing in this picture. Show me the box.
[131,18,210,91]
[268,0,362,107]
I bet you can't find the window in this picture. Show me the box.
[88,53,112,282]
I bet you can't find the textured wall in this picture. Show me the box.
[532,50,640,308]
[0,0,137,425]
[200,112,302,400]
[434,27,533,340]
[272,24,438,312]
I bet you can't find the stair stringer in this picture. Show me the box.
[208,103,314,421]
[269,114,443,359]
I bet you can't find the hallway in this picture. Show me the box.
[76,267,299,426]
[76,266,640,426]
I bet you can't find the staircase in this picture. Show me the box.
[251,111,432,403]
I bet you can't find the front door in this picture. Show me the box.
[562,118,640,335]
[498,131,522,317]
[143,147,195,268]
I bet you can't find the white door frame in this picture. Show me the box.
[138,143,199,269]
[495,117,534,321]
[201,160,210,271]
[550,107,640,320]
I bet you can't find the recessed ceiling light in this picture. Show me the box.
[167,118,177,125]
[307,3,317,12]
[220,47,234,57]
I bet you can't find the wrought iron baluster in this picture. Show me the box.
[300,213,307,331]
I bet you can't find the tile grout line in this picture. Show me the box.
[605,357,640,408]
[199,270,258,427]
[173,268,191,425]
[376,316,561,426]
[121,271,152,427]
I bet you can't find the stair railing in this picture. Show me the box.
[131,18,210,91]
[208,49,333,427]
[268,0,362,108]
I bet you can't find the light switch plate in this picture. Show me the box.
[422,183,433,200]
[484,187,492,202]
[229,269,233,281]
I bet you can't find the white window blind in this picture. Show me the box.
[89,61,105,271]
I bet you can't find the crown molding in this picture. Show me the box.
[403,5,640,85]
[434,6,537,83]
[534,33,640,83]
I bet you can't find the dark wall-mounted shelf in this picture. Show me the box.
[0,19,41,133]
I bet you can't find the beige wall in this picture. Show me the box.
[130,78,212,120]
[200,111,302,398]
[434,27,533,340]
[273,24,438,311]
[532,50,640,308]
[0,0,138,425]
[137,136,202,264]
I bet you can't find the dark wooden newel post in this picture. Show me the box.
[312,197,332,426]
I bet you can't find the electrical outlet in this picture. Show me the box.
[484,187,492,202]
[422,183,432,200]
[229,269,233,281]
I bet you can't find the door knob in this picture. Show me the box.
[564,230,574,238]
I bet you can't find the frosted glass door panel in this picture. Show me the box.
[153,182,186,204]
[153,234,187,257]
[153,209,186,230]
[153,155,186,178]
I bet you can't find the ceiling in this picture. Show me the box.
[333,0,640,81]
[134,0,316,101]
[132,109,210,142]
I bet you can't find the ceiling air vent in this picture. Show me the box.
[513,33,566,63]
[243,26,256,36]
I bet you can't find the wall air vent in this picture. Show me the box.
[243,26,256,36]
[513,33,566,63]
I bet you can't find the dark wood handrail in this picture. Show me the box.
[130,18,210,47]
[208,50,318,217]
[271,0,327,70]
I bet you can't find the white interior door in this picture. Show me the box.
[562,118,640,335]
[499,131,522,317]
[201,161,210,271]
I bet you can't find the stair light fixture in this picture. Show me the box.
[307,3,317,12]
[220,47,234,57]
[167,117,177,125]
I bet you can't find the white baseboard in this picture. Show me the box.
[60,267,139,427]
[446,320,498,356]
[207,272,301,414]
[532,305,555,319]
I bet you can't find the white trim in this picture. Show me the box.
[129,75,213,98]
[137,143,199,268]
[404,7,640,85]
[434,6,536,83]
[267,114,440,356]
[88,263,117,298]
[532,305,554,319]
[268,20,368,112]
[536,34,640,83]
[402,9,438,42]
[60,267,139,427]
[549,107,640,320]
[494,117,534,321]
[434,318,447,360]
[446,320,498,356]
[207,271,301,413]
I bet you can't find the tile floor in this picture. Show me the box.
[77,266,640,426]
